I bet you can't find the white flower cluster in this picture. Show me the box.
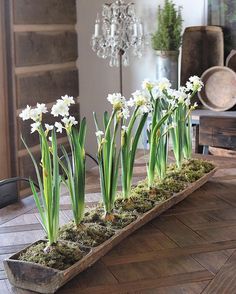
[51,95,77,133]
[107,93,130,119]
[186,76,204,92]
[140,76,203,108]
[129,90,152,114]
[19,103,48,133]
[51,95,75,117]
[19,95,78,135]
[142,78,171,93]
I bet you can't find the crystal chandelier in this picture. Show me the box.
[91,0,146,68]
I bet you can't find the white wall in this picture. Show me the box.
[77,0,207,159]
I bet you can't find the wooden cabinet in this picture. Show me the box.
[3,0,79,197]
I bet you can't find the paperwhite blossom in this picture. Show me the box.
[122,126,128,132]
[36,103,48,115]
[122,106,130,119]
[190,102,198,110]
[55,122,63,133]
[19,105,32,121]
[62,116,78,127]
[139,104,152,114]
[107,93,126,110]
[173,90,188,104]
[61,95,75,106]
[20,103,47,122]
[45,124,53,132]
[186,76,203,92]
[127,98,135,107]
[132,90,150,107]
[95,130,104,137]
[30,108,40,121]
[51,100,69,117]
[142,79,154,91]
[31,122,40,133]
[156,78,171,92]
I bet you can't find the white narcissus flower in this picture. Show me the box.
[19,105,32,121]
[20,103,47,122]
[132,90,150,107]
[62,116,78,127]
[31,122,40,133]
[107,93,126,110]
[127,98,135,107]
[55,122,63,133]
[122,126,128,132]
[156,78,171,92]
[187,76,204,92]
[36,103,48,115]
[61,95,75,106]
[173,90,188,104]
[122,106,130,119]
[95,130,104,137]
[29,108,40,121]
[139,104,152,114]
[45,124,53,132]
[142,79,154,91]
[51,99,69,117]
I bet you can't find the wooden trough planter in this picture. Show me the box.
[4,167,217,294]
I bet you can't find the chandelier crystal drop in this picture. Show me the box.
[91,0,146,67]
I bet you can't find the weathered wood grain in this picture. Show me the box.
[15,31,77,66]
[203,251,236,293]
[13,0,77,25]
[16,69,79,109]
[199,116,236,149]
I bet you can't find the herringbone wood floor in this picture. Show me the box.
[1,152,236,293]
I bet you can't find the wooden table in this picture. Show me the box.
[191,109,236,153]
[1,153,236,293]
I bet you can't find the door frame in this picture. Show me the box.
[0,0,10,179]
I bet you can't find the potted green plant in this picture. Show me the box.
[152,0,183,89]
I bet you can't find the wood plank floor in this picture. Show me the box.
[1,152,236,293]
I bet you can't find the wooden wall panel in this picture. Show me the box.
[16,69,79,108]
[5,0,79,198]
[13,0,76,24]
[15,31,77,66]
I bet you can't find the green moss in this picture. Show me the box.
[115,196,154,213]
[58,222,114,247]
[19,241,85,270]
[158,177,187,193]
[84,206,137,230]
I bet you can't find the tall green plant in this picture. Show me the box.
[20,104,61,250]
[93,93,128,221]
[143,79,174,188]
[165,76,203,167]
[121,91,150,198]
[51,96,86,227]
[152,0,183,51]
[60,119,86,227]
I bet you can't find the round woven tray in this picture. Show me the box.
[198,66,236,111]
